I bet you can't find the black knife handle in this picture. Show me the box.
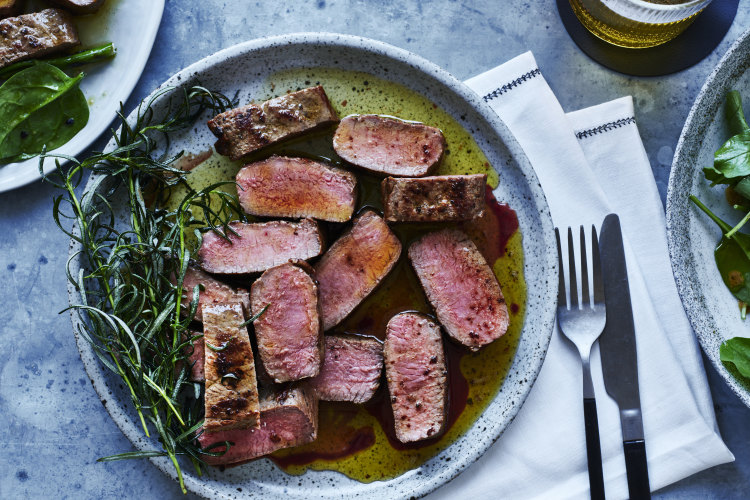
[583,398,605,500]
[623,439,651,500]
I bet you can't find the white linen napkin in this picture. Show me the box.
[428,52,734,500]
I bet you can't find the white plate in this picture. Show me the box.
[666,27,750,407]
[0,0,164,193]
[68,34,557,499]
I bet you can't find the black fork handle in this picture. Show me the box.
[583,397,606,500]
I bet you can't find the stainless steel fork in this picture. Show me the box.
[556,226,606,500]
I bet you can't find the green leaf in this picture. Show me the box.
[703,92,750,185]
[733,176,750,200]
[0,63,88,163]
[709,130,750,183]
[714,238,750,303]
[720,337,750,379]
[690,196,750,304]
[725,90,750,137]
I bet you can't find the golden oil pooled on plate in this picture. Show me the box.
[169,68,525,482]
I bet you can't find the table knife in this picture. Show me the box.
[599,214,651,500]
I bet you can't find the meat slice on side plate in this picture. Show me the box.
[202,303,260,432]
[381,174,487,222]
[251,262,322,383]
[236,156,358,222]
[0,9,80,69]
[333,114,445,177]
[384,312,447,443]
[198,219,324,274]
[308,334,383,403]
[208,86,338,161]
[199,384,319,465]
[178,265,250,321]
[315,210,402,330]
[409,229,509,351]
[50,0,106,14]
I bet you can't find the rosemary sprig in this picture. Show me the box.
[43,85,239,493]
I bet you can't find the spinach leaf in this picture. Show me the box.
[703,91,750,185]
[725,90,750,137]
[714,236,750,303]
[690,196,750,305]
[733,176,750,200]
[709,130,750,183]
[720,337,750,379]
[0,83,88,163]
[0,62,88,163]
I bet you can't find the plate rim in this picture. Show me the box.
[0,0,165,193]
[666,26,750,407]
[67,32,557,499]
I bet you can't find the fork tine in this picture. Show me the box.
[555,228,566,308]
[579,226,590,306]
[567,227,579,309]
[592,225,605,304]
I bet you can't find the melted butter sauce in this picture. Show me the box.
[171,68,526,482]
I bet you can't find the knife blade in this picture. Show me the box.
[599,213,651,500]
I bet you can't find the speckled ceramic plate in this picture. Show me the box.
[67,33,557,499]
[667,27,750,407]
[0,0,164,193]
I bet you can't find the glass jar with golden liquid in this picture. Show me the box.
[569,0,713,48]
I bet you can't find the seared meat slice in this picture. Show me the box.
[0,9,80,69]
[184,331,205,383]
[0,1,19,19]
[333,115,445,177]
[179,265,250,321]
[50,0,106,14]
[236,156,358,222]
[251,262,322,383]
[198,219,324,274]
[315,210,402,330]
[384,312,447,443]
[203,303,260,432]
[382,174,487,222]
[199,384,319,465]
[409,229,509,351]
[208,86,338,161]
[308,334,383,403]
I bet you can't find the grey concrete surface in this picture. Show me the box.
[1,0,749,498]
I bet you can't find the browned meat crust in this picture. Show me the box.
[208,86,338,161]
[333,114,445,177]
[0,9,80,69]
[203,303,260,432]
[381,174,487,222]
